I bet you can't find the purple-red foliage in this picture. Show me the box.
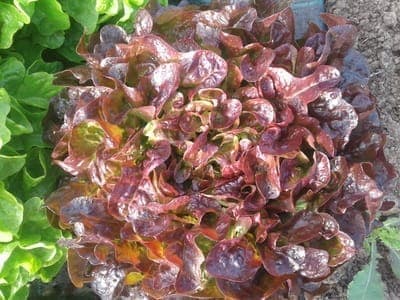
[44,1,396,299]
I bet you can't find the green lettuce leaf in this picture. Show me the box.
[60,0,98,34]
[0,58,25,92]
[11,0,38,21]
[31,0,70,36]
[55,20,85,63]
[22,148,60,199]
[27,59,63,74]
[0,89,11,149]
[0,3,28,49]
[16,72,61,109]
[0,153,26,181]
[5,97,33,136]
[32,29,66,49]
[0,242,18,273]
[0,182,23,243]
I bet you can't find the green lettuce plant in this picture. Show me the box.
[0,56,67,299]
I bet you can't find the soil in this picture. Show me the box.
[323,0,400,299]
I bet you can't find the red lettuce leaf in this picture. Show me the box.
[205,238,261,282]
[179,50,228,89]
[309,88,358,150]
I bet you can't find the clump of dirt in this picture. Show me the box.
[324,0,400,298]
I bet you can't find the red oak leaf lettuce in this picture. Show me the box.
[44,1,395,299]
